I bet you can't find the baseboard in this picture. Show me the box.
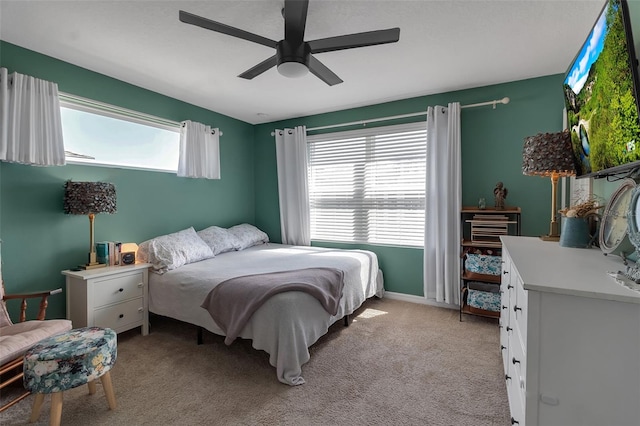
[383,291,458,310]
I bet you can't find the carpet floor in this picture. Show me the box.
[0,298,510,425]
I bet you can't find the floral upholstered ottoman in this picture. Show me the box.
[23,327,117,426]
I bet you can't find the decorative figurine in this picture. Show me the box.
[494,182,507,209]
[478,197,486,209]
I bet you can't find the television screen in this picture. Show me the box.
[563,0,640,178]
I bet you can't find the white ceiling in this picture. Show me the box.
[0,0,606,124]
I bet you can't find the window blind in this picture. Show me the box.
[307,121,426,247]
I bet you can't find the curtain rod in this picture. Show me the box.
[59,92,223,135]
[271,97,509,135]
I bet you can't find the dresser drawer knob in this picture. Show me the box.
[503,270,509,275]
[119,288,124,293]
[501,345,507,351]
[512,357,521,364]
[507,284,513,289]
[137,282,143,288]
[119,314,124,319]
[502,305,508,310]
[511,417,520,425]
[514,305,522,312]
[506,326,513,332]
[505,374,511,381]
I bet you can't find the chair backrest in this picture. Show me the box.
[0,280,14,328]
[0,240,13,327]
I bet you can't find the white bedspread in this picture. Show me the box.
[148,243,384,385]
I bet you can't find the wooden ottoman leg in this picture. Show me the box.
[88,380,97,395]
[49,392,64,426]
[100,371,117,410]
[29,393,45,422]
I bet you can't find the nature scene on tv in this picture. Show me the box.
[563,0,640,176]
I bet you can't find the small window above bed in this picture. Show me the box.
[60,95,180,172]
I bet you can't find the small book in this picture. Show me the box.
[114,242,122,266]
[96,242,109,265]
[108,242,115,266]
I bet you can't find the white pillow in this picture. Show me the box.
[197,226,240,255]
[137,227,213,274]
[227,223,269,250]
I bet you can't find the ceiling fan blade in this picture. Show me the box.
[308,55,343,86]
[308,28,400,54]
[238,55,278,80]
[284,0,309,43]
[179,10,277,49]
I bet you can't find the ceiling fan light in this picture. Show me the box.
[277,61,308,78]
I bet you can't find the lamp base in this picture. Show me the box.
[79,263,107,270]
[539,234,560,242]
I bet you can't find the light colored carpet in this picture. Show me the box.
[0,298,510,425]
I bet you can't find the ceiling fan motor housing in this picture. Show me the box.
[276,40,310,78]
[277,40,310,67]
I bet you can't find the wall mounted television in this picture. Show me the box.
[563,0,640,179]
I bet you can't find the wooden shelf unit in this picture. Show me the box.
[459,206,521,321]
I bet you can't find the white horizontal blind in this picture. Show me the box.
[307,122,426,247]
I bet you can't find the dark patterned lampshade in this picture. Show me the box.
[522,131,576,177]
[64,181,117,215]
[522,130,577,241]
[64,181,116,269]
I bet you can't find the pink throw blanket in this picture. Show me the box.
[201,267,345,345]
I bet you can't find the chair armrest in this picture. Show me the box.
[3,288,63,322]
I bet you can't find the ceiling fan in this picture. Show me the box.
[178,0,400,86]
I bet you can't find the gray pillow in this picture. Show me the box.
[197,226,240,255]
[227,223,269,250]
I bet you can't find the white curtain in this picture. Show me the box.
[275,126,310,246]
[178,120,220,179]
[0,67,65,166]
[424,102,461,305]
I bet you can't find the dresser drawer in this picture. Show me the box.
[93,272,144,308]
[93,298,144,331]
[514,275,527,345]
[508,372,526,426]
[500,315,510,373]
[511,331,527,401]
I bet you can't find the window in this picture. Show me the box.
[60,96,180,172]
[307,122,426,247]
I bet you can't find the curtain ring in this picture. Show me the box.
[288,129,293,134]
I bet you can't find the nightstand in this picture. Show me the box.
[62,263,150,335]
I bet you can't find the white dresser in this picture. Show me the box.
[63,263,150,335]
[500,236,640,426]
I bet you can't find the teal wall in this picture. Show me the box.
[1,40,566,315]
[0,42,255,319]
[254,75,565,296]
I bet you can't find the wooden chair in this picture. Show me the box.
[0,280,72,412]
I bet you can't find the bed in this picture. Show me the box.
[147,242,384,385]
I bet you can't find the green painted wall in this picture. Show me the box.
[254,75,565,296]
[0,42,255,319]
[1,40,567,310]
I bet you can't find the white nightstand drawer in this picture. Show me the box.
[93,298,144,331]
[93,272,144,307]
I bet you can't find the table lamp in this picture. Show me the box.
[522,131,576,241]
[63,181,117,269]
